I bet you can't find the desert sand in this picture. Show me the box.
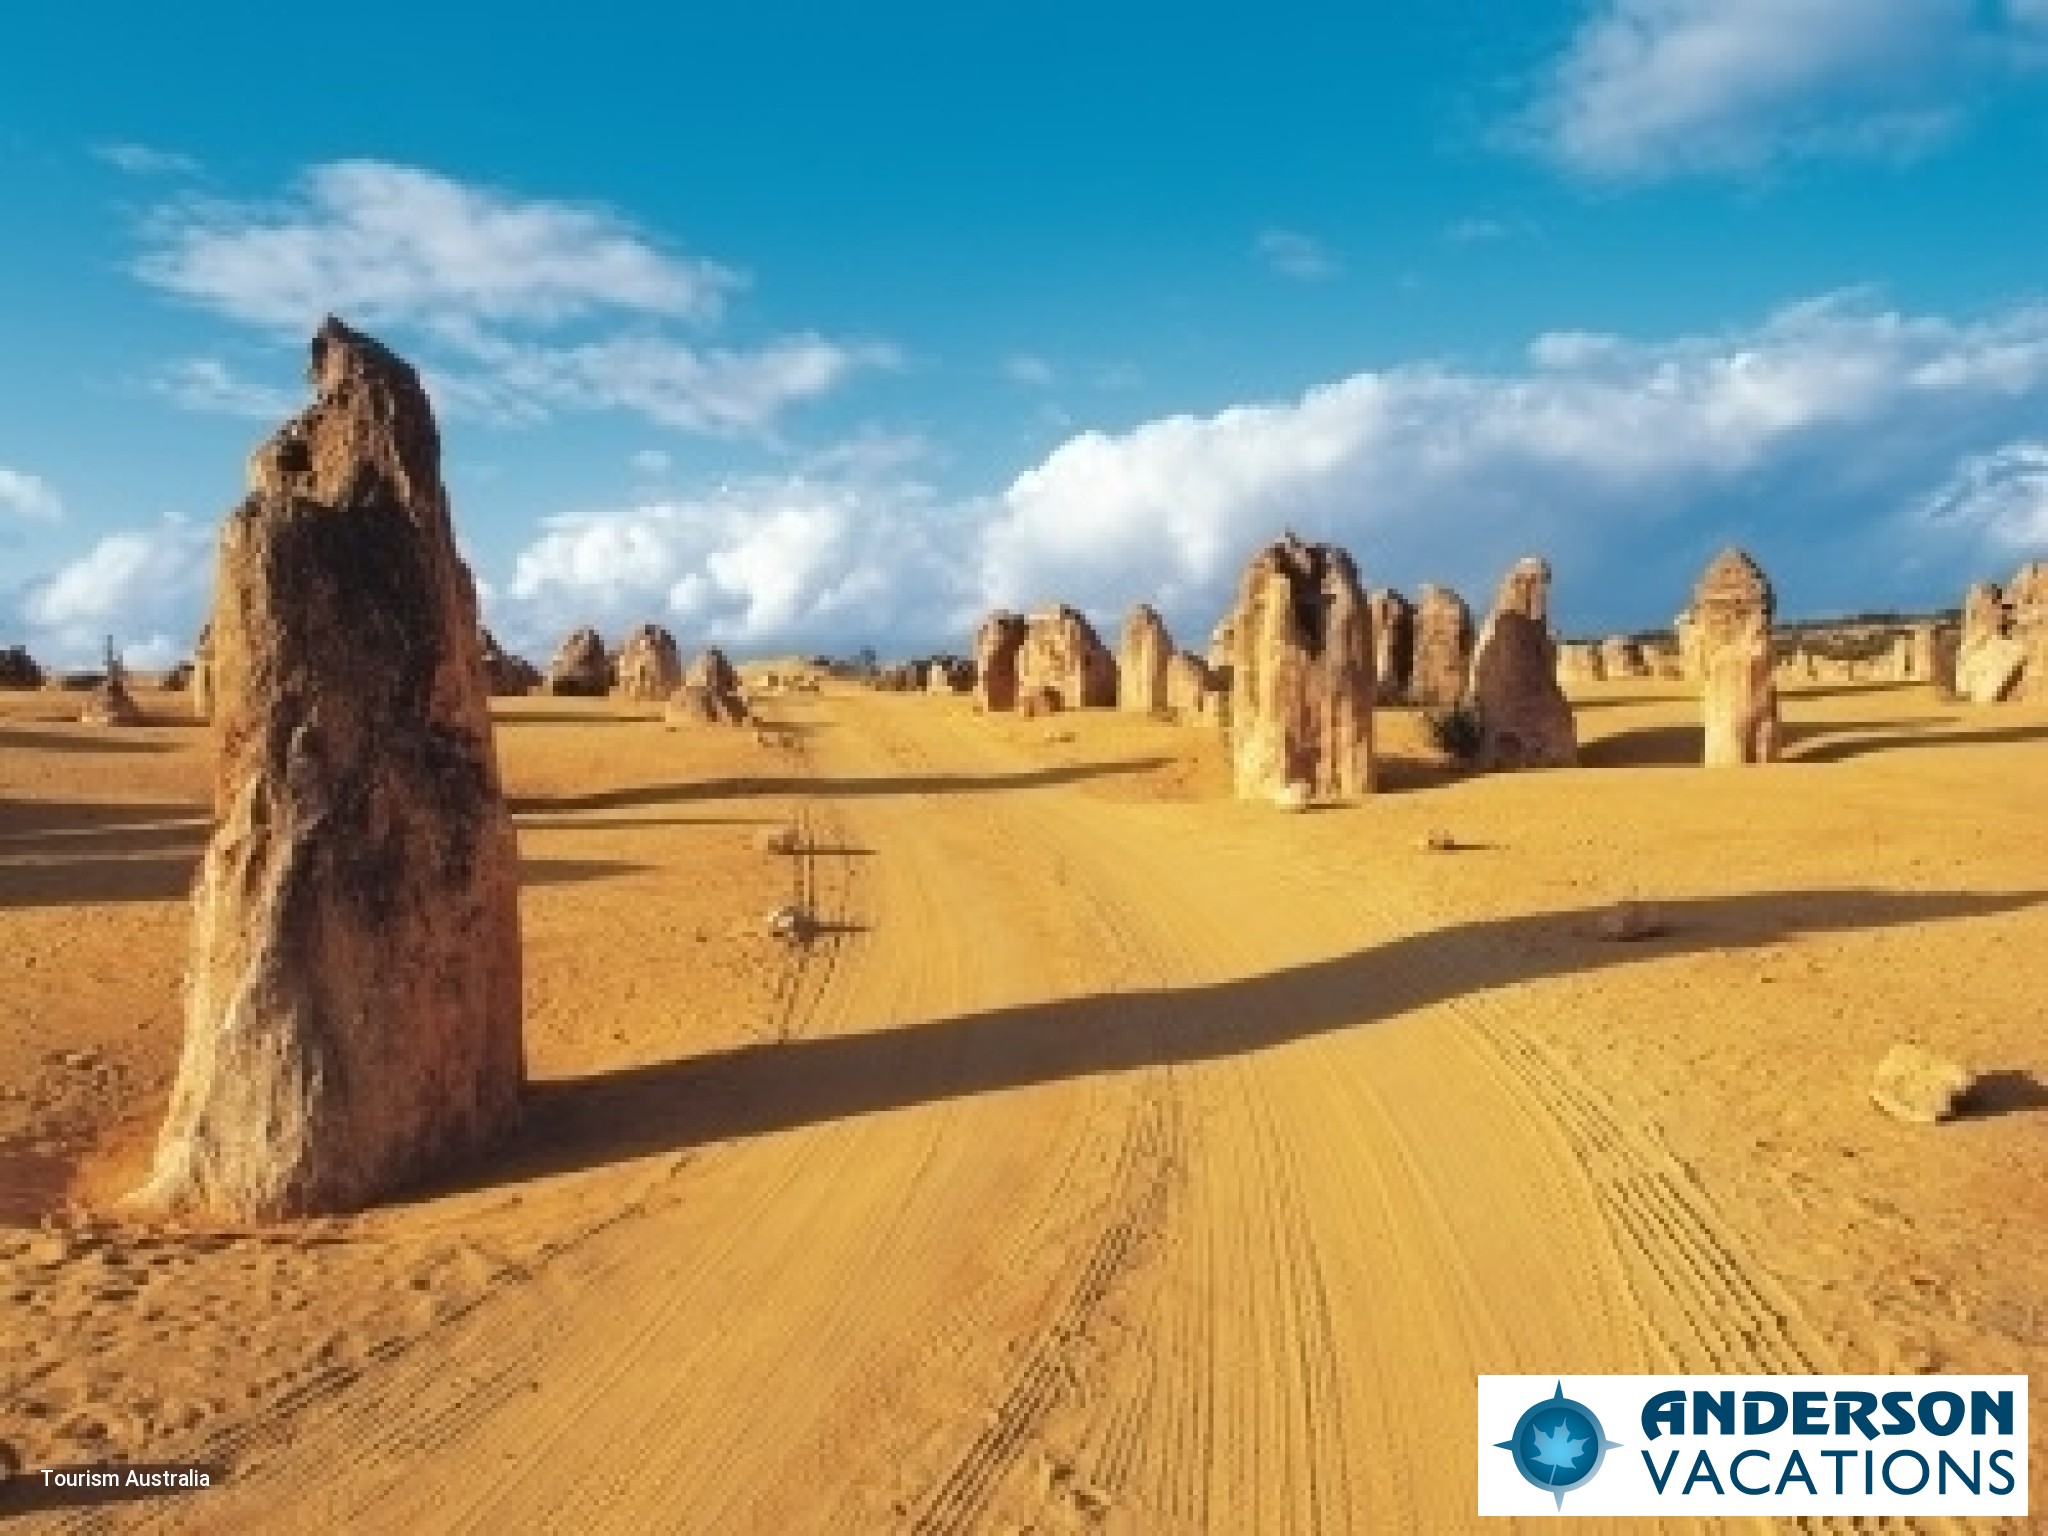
[2,673,2045,1531]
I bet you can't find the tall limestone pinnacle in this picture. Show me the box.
[1692,546,1782,765]
[133,317,524,1220]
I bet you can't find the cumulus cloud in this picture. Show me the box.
[148,357,295,419]
[0,467,64,522]
[130,162,885,439]
[1913,442,2048,554]
[428,327,897,437]
[491,473,970,659]
[1256,229,1341,282]
[980,293,2048,636]
[138,160,736,333]
[15,516,213,668]
[1528,0,2020,179]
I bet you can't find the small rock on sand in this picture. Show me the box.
[1871,1044,1976,1124]
[754,826,800,855]
[1592,901,1666,941]
[1419,829,1459,852]
[766,905,812,941]
[1271,781,1312,813]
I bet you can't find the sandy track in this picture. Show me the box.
[20,685,2036,1534]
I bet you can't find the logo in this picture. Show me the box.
[1494,1381,1622,1510]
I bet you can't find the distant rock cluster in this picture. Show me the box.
[1956,562,2046,704]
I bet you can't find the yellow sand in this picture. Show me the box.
[1,676,2044,1532]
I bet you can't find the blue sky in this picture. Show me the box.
[3,1,2047,668]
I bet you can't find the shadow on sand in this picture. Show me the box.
[0,726,180,755]
[450,886,2044,1193]
[1577,714,2022,769]
[507,758,1173,817]
[0,848,657,909]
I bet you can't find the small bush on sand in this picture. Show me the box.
[1422,701,1485,763]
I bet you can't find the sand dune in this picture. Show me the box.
[2,679,2045,1531]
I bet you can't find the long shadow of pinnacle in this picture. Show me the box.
[456,886,2044,1193]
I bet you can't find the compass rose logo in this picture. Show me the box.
[1494,1381,1622,1510]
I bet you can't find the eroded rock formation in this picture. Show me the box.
[1368,589,1415,704]
[1556,642,1603,686]
[1165,651,1220,723]
[973,612,1028,712]
[671,648,749,723]
[134,318,522,1220]
[614,623,683,703]
[1693,548,1781,765]
[1223,534,1374,801]
[1599,635,1647,680]
[1018,605,1118,710]
[1117,605,1172,714]
[1409,584,1472,708]
[0,645,42,689]
[545,627,611,696]
[479,629,542,697]
[1465,558,1576,769]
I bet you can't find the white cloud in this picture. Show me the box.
[980,293,2048,632]
[130,162,887,440]
[1255,229,1341,282]
[1914,441,2048,553]
[1005,354,1055,387]
[148,357,295,419]
[138,160,737,333]
[0,468,63,522]
[492,474,966,658]
[1531,0,2005,179]
[424,327,897,437]
[631,448,672,476]
[16,516,213,666]
[95,141,199,176]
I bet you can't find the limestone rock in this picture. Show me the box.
[1673,610,1703,683]
[191,623,215,720]
[973,612,1028,712]
[1018,606,1118,710]
[1270,780,1312,813]
[1556,642,1604,687]
[669,650,748,725]
[1465,558,1576,769]
[1164,651,1219,723]
[1955,581,2028,703]
[2009,561,2048,702]
[478,629,542,697]
[1019,685,1063,720]
[0,645,42,690]
[614,624,683,703]
[133,317,522,1221]
[1870,1044,1976,1124]
[1693,548,1781,765]
[923,655,973,694]
[1117,605,1172,714]
[78,674,142,726]
[1592,901,1667,942]
[1599,635,1647,679]
[545,627,611,696]
[1223,533,1375,802]
[1409,584,1472,708]
[1368,589,1415,704]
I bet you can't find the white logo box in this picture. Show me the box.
[1478,1374,2029,1517]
